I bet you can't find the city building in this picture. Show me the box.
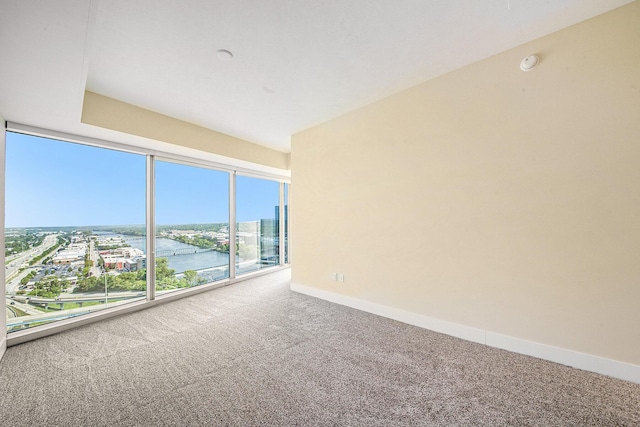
[95,236,126,247]
[136,256,147,272]
[51,243,86,265]
[102,249,144,271]
[1,0,639,423]
[123,258,138,272]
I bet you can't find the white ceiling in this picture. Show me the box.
[0,0,634,156]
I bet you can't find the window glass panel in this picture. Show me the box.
[154,160,229,294]
[4,132,146,332]
[284,183,289,264]
[236,176,279,275]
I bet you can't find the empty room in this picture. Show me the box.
[1,1,639,425]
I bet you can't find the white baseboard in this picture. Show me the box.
[291,282,640,385]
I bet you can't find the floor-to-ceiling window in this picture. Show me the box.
[4,132,146,332]
[154,160,230,294]
[236,175,280,275]
[3,130,288,335]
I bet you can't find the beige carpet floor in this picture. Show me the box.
[0,269,639,426]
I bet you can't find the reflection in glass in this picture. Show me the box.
[284,183,289,264]
[236,175,280,275]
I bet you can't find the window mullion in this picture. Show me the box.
[229,171,237,280]
[279,182,285,265]
[146,155,156,300]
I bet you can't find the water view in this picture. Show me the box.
[5,222,281,333]
[4,131,288,335]
[103,233,232,273]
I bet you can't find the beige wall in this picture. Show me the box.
[82,91,289,170]
[291,2,640,365]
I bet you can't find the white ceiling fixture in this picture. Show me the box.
[520,55,540,71]
[0,0,635,154]
[216,49,234,61]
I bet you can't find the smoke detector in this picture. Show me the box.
[520,55,539,71]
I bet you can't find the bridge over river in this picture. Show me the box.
[155,247,216,257]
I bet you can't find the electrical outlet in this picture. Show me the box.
[331,272,338,281]
[338,273,344,282]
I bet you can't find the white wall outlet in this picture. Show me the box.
[338,273,344,282]
[331,272,338,281]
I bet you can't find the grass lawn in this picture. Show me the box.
[44,301,104,311]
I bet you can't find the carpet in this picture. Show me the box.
[0,270,638,426]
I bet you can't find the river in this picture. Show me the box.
[96,232,232,274]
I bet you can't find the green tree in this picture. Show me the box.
[29,275,62,298]
[156,258,179,290]
[74,276,100,293]
[156,258,175,281]
[183,270,197,285]
[20,271,36,286]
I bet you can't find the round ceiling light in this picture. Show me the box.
[520,55,539,71]
[216,49,234,61]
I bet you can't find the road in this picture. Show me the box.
[5,234,59,320]
[5,234,58,279]
[5,291,146,328]
[6,289,146,321]
[5,297,42,317]
[5,267,36,295]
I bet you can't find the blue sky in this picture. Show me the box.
[5,132,281,228]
